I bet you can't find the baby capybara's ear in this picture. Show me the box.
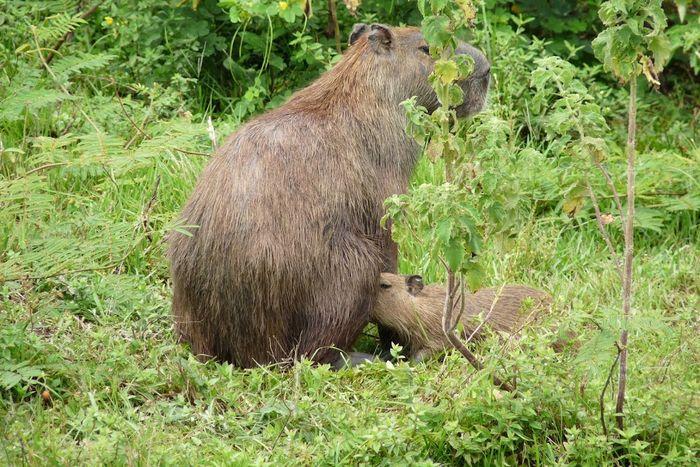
[405,275,424,296]
[348,23,368,46]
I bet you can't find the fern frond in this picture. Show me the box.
[0,89,74,121]
[35,13,86,44]
[52,53,115,79]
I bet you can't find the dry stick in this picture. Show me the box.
[441,268,514,392]
[587,180,623,277]
[616,76,637,432]
[112,79,151,141]
[44,1,106,65]
[141,176,161,244]
[600,347,621,439]
[172,147,211,158]
[594,160,626,228]
[21,162,70,178]
[326,0,342,53]
[452,280,466,325]
[464,284,506,345]
[555,77,631,434]
[110,79,210,157]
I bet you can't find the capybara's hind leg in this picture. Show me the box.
[298,256,379,365]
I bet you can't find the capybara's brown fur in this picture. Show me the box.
[168,24,491,368]
[372,273,552,361]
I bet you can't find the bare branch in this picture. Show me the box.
[172,147,211,158]
[615,75,638,432]
[20,162,70,178]
[441,267,514,392]
[112,79,152,143]
[594,160,627,233]
[586,180,622,277]
[464,284,505,345]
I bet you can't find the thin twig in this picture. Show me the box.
[554,79,627,238]
[21,162,69,178]
[441,267,514,391]
[141,176,161,244]
[326,0,341,52]
[464,284,506,345]
[172,147,211,157]
[594,160,627,232]
[586,180,623,277]
[600,348,621,439]
[31,27,104,143]
[112,78,151,142]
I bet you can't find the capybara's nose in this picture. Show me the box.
[455,42,490,79]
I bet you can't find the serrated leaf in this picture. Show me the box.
[435,219,453,243]
[444,238,464,272]
[421,15,451,47]
[649,34,671,69]
[434,59,459,84]
[465,262,484,291]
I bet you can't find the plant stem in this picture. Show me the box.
[441,268,513,391]
[326,0,341,53]
[615,75,637,432]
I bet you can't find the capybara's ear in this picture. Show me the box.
[367,24,393,53]
[349,23,368,46]
[405,275,424,296]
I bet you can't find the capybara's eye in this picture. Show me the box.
[380,282,392,289]
[419,45,430,55]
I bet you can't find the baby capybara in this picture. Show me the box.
[372,273,552,361]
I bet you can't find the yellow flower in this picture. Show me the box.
[104,16,114,26]
[278,1,288,10]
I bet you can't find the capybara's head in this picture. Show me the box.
[348,23,490,117]
[372,273,433,338]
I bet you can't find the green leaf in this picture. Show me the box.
[435,219,453,243]
[649,34,672,68]
[465,262,485,291]
[421,15,451,47]
[434,59,459,84]
[228,5,242,23]
[444,238,464,272]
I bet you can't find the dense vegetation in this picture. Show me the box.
[1,0,698,464]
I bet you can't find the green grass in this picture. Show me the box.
[1,219,698,464]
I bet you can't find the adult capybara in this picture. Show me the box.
[168,24,491,368]
[372,273,552,361]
